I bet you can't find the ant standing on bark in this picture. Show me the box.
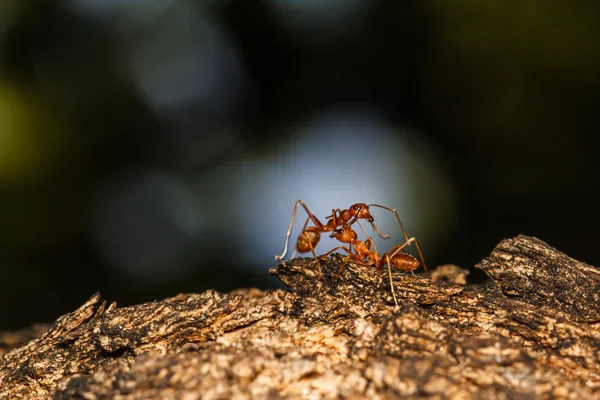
[323,221,425,307]
[274,200,390,276]
[274,200,428,306]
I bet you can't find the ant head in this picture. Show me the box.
[350,203,374,222]
[330,226,357,244]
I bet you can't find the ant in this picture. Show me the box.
[274,200,391,275]
[274,200,426,270]
[323,222,425,307]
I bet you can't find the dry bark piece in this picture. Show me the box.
[0,235,599,399]
[477,235,600,322]
[429,264,470,285]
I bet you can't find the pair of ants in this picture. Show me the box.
[274,200,426,307]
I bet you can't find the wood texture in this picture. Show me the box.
[1,235,599,399]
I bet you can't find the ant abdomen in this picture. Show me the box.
[390,253,420,272]
[296,229,321,253]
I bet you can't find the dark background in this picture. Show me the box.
[1,0,599,330]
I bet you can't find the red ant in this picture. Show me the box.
[323,221,425,307]
[275,200,425,267]
[274,201,391,275]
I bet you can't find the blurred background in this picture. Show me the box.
[1,0,599,330]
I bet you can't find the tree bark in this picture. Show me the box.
[1,235,599,399]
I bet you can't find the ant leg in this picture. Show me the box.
[275,200,326,260]
[384,239,414,259]
[353,219,377,253]
[412,237,427,271]
[355,220,379,256]
[368,204,410,241]
[325,208,343,224]
[321,245,351,258]
[385,254,400,308]
[320,244,361,282]
[368,204,427,270]
[306,232,322,278]
[319,245,353,291]
[354,219,370,238]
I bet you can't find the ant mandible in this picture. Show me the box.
[323,222,424,307]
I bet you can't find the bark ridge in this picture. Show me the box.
[0,235,599,399]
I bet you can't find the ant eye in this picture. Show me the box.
[353,206,359,210]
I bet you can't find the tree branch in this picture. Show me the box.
[1,235,599,398]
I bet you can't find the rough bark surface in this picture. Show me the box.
[1,235,599,399]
